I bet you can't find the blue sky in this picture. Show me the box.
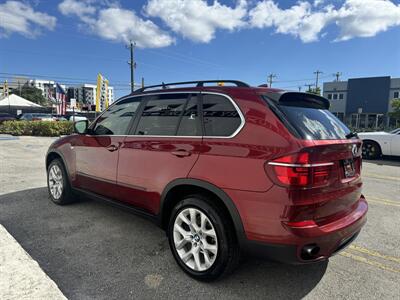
[0,0,399,98]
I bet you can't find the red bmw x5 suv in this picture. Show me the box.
[46,80,367,281]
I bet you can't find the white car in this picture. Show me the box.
[357,128,400,159]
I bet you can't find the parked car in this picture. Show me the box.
[18,113,54,121]
[358,128,400,159]
[46,80,368,281]
[52,115,68,121]
[0,113,16,123]
[66,114,88,122]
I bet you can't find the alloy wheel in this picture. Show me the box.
[48,164,63,200]
[173,208,218,272]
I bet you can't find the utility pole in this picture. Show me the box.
[298,86,302,92]
[304,83,314,93]
[333,72,342,82]
[314,70,323,90]
[127,41,136,93]
[267,74,277,87]
[141,77,145,88]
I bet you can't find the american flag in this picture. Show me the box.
[55,83,67,115]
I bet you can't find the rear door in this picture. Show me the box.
[117,93,202,214]
[73,97,141,199]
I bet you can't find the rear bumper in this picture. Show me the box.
[241,196,368,264]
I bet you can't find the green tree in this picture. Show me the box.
[11,86,50,106]
[390,98,400,120]
[307,87,321,96]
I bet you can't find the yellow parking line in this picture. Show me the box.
[340,251,400,273]
[367,197,400,207]
[363,173,400,182]
[349,245,400,264]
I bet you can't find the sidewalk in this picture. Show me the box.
[0,224,66,300]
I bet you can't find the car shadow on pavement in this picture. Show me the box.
[0,187,327,300]
[364,156,400,167]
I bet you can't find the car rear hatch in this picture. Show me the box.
[262,91,363,226]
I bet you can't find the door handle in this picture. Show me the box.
[171,149,191,157]
[107,145,119,152]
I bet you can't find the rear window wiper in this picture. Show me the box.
[346,131,358,139]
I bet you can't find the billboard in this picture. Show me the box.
[95,73,109,112]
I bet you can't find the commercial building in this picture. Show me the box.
[28,79,67,99]
[323,76,400,128]
[67,84,114,108]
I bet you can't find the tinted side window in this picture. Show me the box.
[177,95,201,136]
[93,97,141,135]
[135,94,188,136]
[202,94,241,137]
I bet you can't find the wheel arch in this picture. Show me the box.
[46,150,71,179]
[159,178,246,245]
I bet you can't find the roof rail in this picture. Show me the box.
[133,80,250,93]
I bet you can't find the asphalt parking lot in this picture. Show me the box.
[0,136,399,299]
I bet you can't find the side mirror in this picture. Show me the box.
[74,120,89,134]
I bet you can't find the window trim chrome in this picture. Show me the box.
[93,91,245,139]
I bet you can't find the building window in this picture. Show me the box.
[339,93,344,100]
[333,94,338,100]
[327,94,332,100]
[394,91,399,99]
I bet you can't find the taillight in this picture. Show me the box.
[265,152,334,188]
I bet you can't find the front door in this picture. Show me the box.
[73,97,141,199]
[117,93,202,214]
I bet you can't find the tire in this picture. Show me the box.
[167,195,240,281]
[362,141,381,160]
[47,158,77,205]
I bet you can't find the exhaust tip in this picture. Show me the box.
[301,244,321,260]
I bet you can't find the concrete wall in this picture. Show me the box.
[323,81,348,113]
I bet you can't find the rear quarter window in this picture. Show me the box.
[202,94,242,137]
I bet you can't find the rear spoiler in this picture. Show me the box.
[263,91,330,109]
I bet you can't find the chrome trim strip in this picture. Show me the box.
[267,162,335,167]
[93,91,245,139]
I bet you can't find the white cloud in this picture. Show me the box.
[58,0,174,48]
[335,0,400,41]
[0,0,56,38]
[144,0,248,43]
[58,0,96,24]
[249,1,336,42]
[249,0,400,43]
[94,8,174,47]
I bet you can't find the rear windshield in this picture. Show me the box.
[262,94,350,140]
[277,105,350,140]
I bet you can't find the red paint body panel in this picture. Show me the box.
[117,137,202,213]
[46,85,368,263]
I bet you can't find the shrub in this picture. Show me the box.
[0,120,74,137]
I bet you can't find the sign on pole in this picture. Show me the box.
[95,73,109,112]
[70,98,77,109]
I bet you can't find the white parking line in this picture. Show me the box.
[0,224,66,300]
